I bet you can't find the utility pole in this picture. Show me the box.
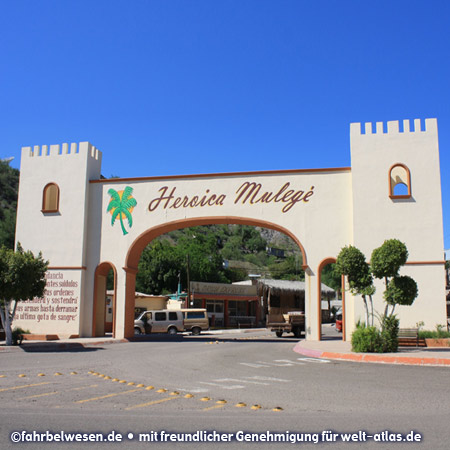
[186,254,191,308]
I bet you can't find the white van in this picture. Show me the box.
[134,310,184,335]
[180,308,209,335]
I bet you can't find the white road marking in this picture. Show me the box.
[214,378,270,386]
[176,387,209,393]
[273,359,306,366]
[198,381,245,390]
[239,362,271,368]
[297,357,330,363]
[244,376,291,383]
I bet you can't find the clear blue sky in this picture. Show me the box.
[1,0,449,250]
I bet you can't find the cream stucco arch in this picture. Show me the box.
[317,257,345,341]
[122,216,309,338]
[93,262,117,337]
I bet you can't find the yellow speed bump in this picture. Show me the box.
[111,378,120,382]
[272,407,284,412]
[156,388,167,393]
[70,372,78,375]
[103,376,111,380]
[216,400,227,404]
[251,404,262,410]
[200,397,211,402]
[119,380,127,384]
[92,372,99,376]
[136,384,145,388]
[54,372,63,376]
[38,373,45,377]
[235,402,247,408]
[88,371,94,374]
[18,374,26,378]
[127,382,135,386]
[145,386,155,390]
[0,375,5,378]
[170,391,180,396]
[184,394,194,398]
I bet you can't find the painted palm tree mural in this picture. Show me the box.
[107,186,137,235]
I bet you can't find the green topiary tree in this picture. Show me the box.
[0,244,48,346]
[371,239,418,317]
[336,239,418,353]
[335,245,375,326]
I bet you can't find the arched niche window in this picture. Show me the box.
[42,183,60,213]
[389,164,411,199]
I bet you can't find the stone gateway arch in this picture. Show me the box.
[14,119,447,340]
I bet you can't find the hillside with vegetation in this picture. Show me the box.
[0,160,20,249]
[135,224,306,295]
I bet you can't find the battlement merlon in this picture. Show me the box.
[19,141,103,181]
[21,141,102,161]
[350,118,438,137]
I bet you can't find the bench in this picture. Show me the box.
[398,328,419,347]
[235,317,254,328]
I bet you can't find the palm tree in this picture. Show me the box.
[107,186,137,235]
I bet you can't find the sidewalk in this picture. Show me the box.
[0,328,268,352]
[294,339,450,367]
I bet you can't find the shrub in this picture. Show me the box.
[381,315,399,352]
[11,327,28,345]
[418,325,450,339]
[351,325,383,353]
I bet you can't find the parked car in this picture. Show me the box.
[335,310,343,333]
[134,310,184,335]
[180,308,209,335]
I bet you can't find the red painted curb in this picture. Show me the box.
[293,343,450,367]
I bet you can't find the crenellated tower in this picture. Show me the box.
[15,142,102,266]
[14,142,102,337]
[350,118,446,327]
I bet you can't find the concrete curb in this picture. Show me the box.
[0,328,266,352]
[0,338,129,352]
[293,342,450,367]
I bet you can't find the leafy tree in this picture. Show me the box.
[335,245,375,326]
[0,244,48,346]
[136,240,181,294]
[371,239,408,280]
[336,239,418,353]
[136,228,229,294]
[371,239,418,317]
[321,263,341,293]
[320,263,341,312]
[176,229,228,285]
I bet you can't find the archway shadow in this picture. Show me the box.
[16,343,104,353]
[127,333,304,344]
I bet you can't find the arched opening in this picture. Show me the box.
[123,216,309,339]
[389,163,411,199]
[317,258,345,341]
[93,262,117,337]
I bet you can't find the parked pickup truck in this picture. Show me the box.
[267,311,305,338]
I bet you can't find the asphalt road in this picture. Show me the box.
[1,330,449,449]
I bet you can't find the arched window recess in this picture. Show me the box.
[389,163,411,199]
[42,183,60,213]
